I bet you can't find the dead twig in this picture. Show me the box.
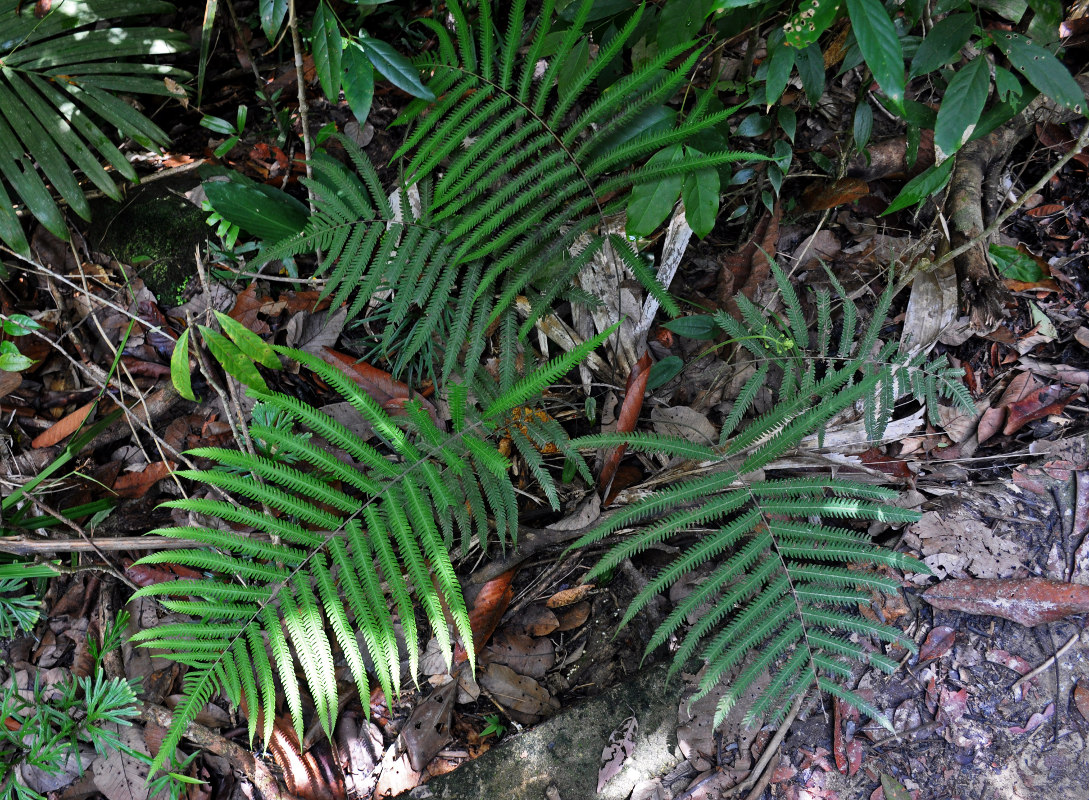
[1011,631,1079,694]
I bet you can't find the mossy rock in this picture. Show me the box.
[86,177,209,304]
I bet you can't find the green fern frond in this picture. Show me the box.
[576,263,954,731]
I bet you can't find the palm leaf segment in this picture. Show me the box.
[129,331,607,776]
[573,263,973,729]
[255,0,762,382]
[0,0,188,257]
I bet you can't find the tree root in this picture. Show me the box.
[945,86,1088,332]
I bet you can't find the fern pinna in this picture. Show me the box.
[253,0,763,383]
[571,263,972,728]
[130,332,606,776]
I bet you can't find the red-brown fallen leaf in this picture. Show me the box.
[226,284,272,335]
[770,761,797,783]
[508,604,559,637]
[918,626,956,663]
[1026,203,1065,217]
[320,347,442,427]
[31,400,95,448]
[985,649,1033,675]
[455,568,515,664]
[800,177,871,211]
[937,687,968,726]
[112,461,175,498]
[922,577,1089,626]
[598,351,652,498]
[1002,384,1073,435]
[717,203,781,313]
[833,698,859,774]
[1074,471,1089,537]
[123,557,204,587]
[1009,703,1053,734]
[846,739,863,777]
[1074,683,1089,721]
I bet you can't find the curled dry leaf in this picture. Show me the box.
[1002,384,1074,435]
[112,461,175,499]
[546,584,595,609]
[1074,682,1089,721]
[922,577,1089,626]
[1009,703,1054,735]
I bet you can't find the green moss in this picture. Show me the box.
[87,180,209,303]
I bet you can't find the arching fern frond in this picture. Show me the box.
[571,262,973,731]
[253,0,764,383]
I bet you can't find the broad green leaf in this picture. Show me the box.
[558,37,590,101]
[312,2,343,103]
[260,0,289,41]
[360,37,435,100]
[934,54,990,158]
[199,327,268,392]
[881,157,954,215]
[342,45,375,125]
[171,328,197,402]
[657,0,711,51]
[1,314,41,336]
[796,44,826,106]
[853,100,873,152]
[0,181,30,257]
[988,244,1043,281]
[0,341,34,372]
[778,106,797,143]
[626,145,685,237]
[663,315,718,339]
[908,14,974,78]
[993,65,1023,100]
[646,355,684,391]
[990,32,1084,113]
[215,311,281,369]
[846,0,905,106]
[682,159,720,238]
[764,43,796,106]
[737,113,772,137]
[783,0,844,49]
[202,181,309,241]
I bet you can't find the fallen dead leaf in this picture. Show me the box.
[112,461,175,499]
[1002,384,1073,435]
[478,663,559,724]
[1074,682,1089,721]
[918,626,956,663]
[546,584,595,608]
[1008,703,1054,735]
[456,568,515,663]
[922,577,1089,626]
[31,400,95,448]
[599,351,652,497]
[598,715,638,792]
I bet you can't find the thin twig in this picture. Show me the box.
[288,0,315,206]
[1012,632,1079,693]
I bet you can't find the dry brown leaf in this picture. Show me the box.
[554,601,591,631]
[320,347,442,427]
[1002,384,1074,435]
[545,584,595,608]
[478,663,558,723]
[112,461,175,499]
[400,680,457,772]
[918,626,956,663]
[31,400,95,448]
[922,577,1089,626]
[508,604,559,637]
[482,630,555,679]
[456,568,515,663]
[599,351,652,497]
[1074,683,1089,721]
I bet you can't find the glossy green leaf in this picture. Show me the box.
[1,314,41,336]
[646,355,684,391]
[853,101,873,152]
[846,0,905,106]
[990,31,1084,113]
[934,54,990,158]
[989,244,1043,281]
[764,43,796,107]
[171,328,197,402]
[627,145,685,237]
[0,341,34,372]
[778,107,798,143]
[908,14,974,78]
[796,44,826,105]
[200,327,268,393]
[663,315,718,339]
[342,45,375,125]
[682,161,720,238]
[202,181,309,241]
[360,37,435,100]
[881,157,955,215]
[260,0,289,41]
[215,311,281,369]
[312,2,343,102]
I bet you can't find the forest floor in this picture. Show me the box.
[4,4,1089,800]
